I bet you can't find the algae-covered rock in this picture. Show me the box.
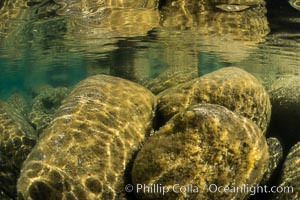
[158,67,271,134]
[132,103,269,200]
[261,137,283,184]
[0,102,37,199]
[17,75,156,200]
[143,65,198,94]
[273,142,300,199]
[28,87,69,135]
[7,93,30,119]
[268,75,300,147]
[139,31,199,94]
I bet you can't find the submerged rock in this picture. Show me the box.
[0,102,37,199]
[17,75,156,200]
[261,137,283,184]
[28,87,69,135]
[268,75,300,149]
[273,142,300,199]
[158,67,271,134]
[7,93,30,119]
[143,65,198,94]
[132,103,269,200]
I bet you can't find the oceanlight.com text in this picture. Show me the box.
[206,184,293,196]
[125,183,294,196]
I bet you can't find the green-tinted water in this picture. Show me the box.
[0,0,299,199]
[0,0,298,101]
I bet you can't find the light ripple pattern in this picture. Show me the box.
[17,74,157,200]
[0,102,37,199]
[132,103,269,200]
[157,67,271,134]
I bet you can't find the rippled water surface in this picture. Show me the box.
[0,0,300,199]
[0,0,299,100]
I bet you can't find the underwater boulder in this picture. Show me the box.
[139,28,199,94]
[261,137,283,184]
[7,93,30,119]
[157,67,271,134]
[17,75,156,200]
[0,102,37,199]
[268,75,300,149]
[28,87,69,135]
[143,65,198,94]
[132,103,269,200]
[272,142,300,199]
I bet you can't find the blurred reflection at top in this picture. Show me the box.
[54,0,159,56]
[141,0,269,92]
[0,0,159,57]
[158,0,269,64]
[0,0,282,97]
[0,0,160,96]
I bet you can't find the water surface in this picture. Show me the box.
[0,0,299,98]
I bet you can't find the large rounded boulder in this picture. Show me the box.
[158,67,271,134]
[273,142,300,199]
[268,75,300,149]
[28,86,69,135]
[17,75,156,200]
[261,137,283,184]
[132,103,269,200]
[0,102,37,199]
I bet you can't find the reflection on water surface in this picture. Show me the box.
[0,0,299,199]
[0,0,299,99]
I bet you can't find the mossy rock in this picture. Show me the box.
[17,75,156,200]
[7,93,30,119]
[158,67,271,134]
[28,87,69,135]
[261,137,283,184]
[132,103,269,200]
[0,102,37,199]
[272,142,300,199]
[268,75,300,149]
[143,65,198,94]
